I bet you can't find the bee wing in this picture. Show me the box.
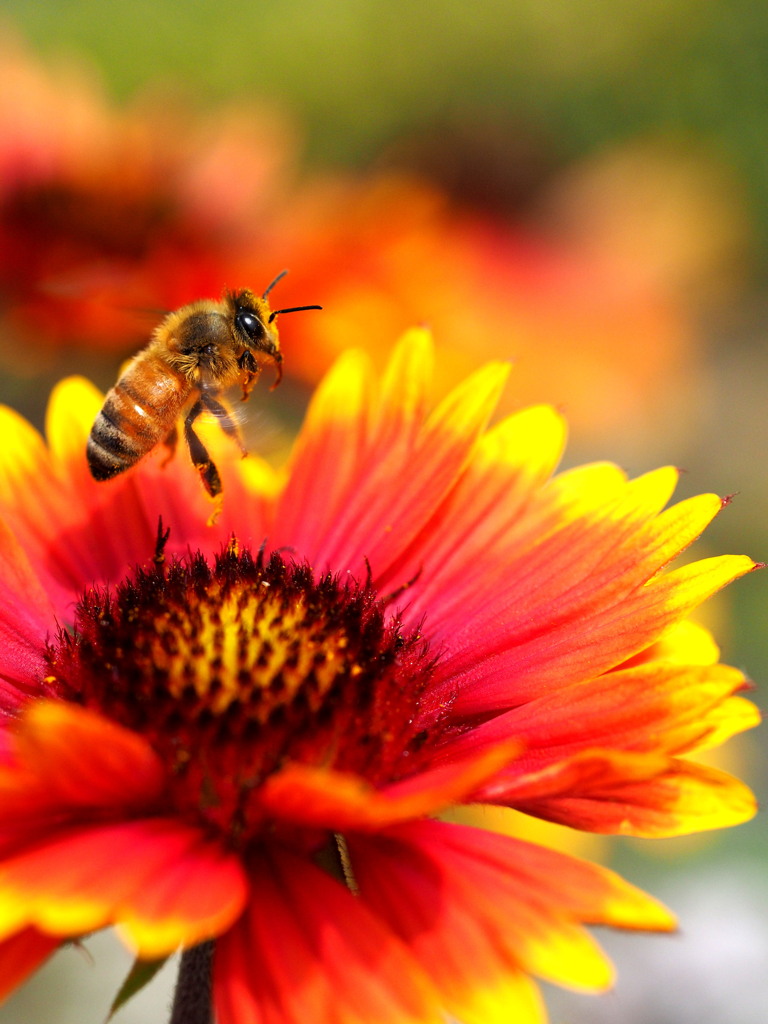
[197,391,247,453]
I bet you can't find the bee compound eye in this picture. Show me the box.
[235,310,264,341]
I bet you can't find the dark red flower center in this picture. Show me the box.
[45,536,437,842]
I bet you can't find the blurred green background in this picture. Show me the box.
[1,3,767,1023]
[6,0,768,243]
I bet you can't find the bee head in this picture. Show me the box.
[230,275,321,388]
[227,291,279,384]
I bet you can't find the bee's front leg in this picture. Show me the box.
[237,349,260,401]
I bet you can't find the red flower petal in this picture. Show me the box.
[0,927,59,1002]
[371,326,435,451]
[348,820,673,1020]
[618,617,720,668]
[214,845,442,1024]
[333,358,510,575]
[441,660,751,767]
[476,747,670,806]
[513,758,758,837]
[0,704,244,957]
[43,377,240,588]
[0,701,166,840]
[272,336,510,576]
[256,741,519,831]
[406,462,677,644]
[0,818,248,957]
[0,401,93,609]
[374,402,567,595]
[691,694,760,751]
[438,545,756,717]
[0,517,53,710]
[269,348,376,559]
[0,380,261,608]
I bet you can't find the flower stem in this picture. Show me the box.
[169,941,214,1024]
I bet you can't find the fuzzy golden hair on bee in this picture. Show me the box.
[86,273,321,505]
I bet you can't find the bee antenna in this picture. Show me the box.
[262,269,289,299]
[268,305,323,324]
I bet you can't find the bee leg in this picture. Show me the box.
[160,424,179,468]
[200,392,247,457]
[237,349,260,401]
[184,400,222,498]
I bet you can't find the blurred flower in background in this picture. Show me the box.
[0,34,749,465]
[0,36,295,364]
[262,169,697,447]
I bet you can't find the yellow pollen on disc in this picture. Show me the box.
[153,582,353,721]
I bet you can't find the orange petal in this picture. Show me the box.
[441,660,754,767]
[45,376,104,489]
[0,927,59,1003]
[256,741,519,831]
[375,403,567,595]
[374,327,435,451]
[619,618,721,668]
[476,747,673,804]
[438,548,757,716]
[274,344,509,578]
[0,701,165,831]
[0,818,248,958]
[514,758,758,837]
[272,348,375,558]
[214,845,442,1024]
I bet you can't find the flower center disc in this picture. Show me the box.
[46,539,434,840]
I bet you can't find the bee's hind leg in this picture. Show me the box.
[200,391,247,457]
[184,399,222,498]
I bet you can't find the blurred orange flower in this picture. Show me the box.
[0,37,296,355]
[0,40,733,450]
[242,172,699,440]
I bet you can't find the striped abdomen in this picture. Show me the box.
[87,356,191,481]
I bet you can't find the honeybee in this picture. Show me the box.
[87,271,320,499]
